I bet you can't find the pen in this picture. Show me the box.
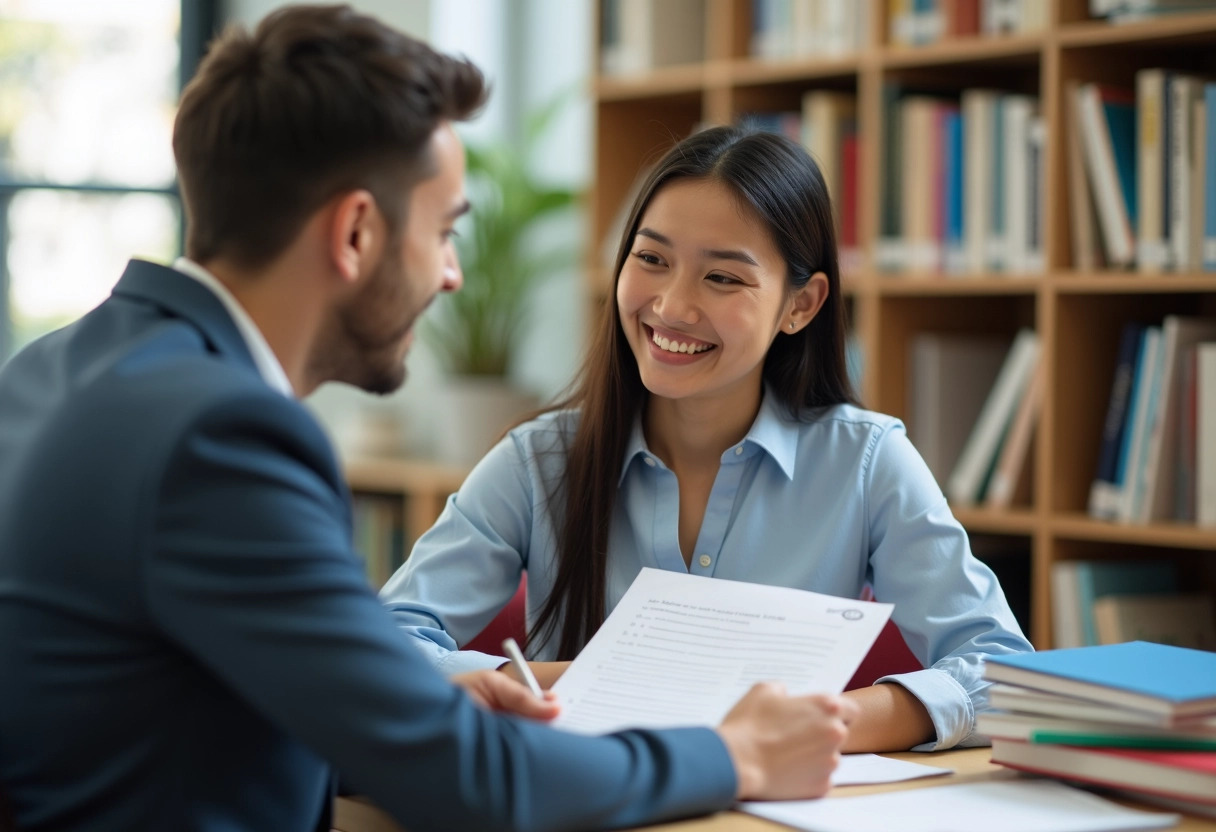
[502,637,544,698]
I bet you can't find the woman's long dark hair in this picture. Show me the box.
[530,125,859,658]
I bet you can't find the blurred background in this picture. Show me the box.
[0,0,594,459]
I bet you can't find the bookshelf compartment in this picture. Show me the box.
[1052,292,1216,515]
[872,294,1037,420]
[970,532,1034,637]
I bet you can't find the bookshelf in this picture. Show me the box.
[589,0,1216,648]
[342,457,468,588]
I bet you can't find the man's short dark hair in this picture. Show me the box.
[173,4,486,268]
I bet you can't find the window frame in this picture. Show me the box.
[0,0,219,361]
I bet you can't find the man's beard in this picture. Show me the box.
[311,254,420,395]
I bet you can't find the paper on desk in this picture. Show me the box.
[739,780,1179,832]
[831,754,951,786]
[551,568,892,735]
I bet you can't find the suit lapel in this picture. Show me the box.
[110,259,259,376]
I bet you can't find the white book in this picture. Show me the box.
[963,89,997,274]
[1168,75,1205,272]
[947,328,1041,506]
[1136,68,1169,272]
[1003,95,1036,274]
[1143,316,1216,522]
[1199,342,1216,526]
[1077,83,1136,267]
[1119,326,1162,522]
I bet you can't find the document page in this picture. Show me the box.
[739,780,1178,832]
[551,568,893,734]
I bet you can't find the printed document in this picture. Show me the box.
[551,568,893,734]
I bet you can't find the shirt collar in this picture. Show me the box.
[618,386,799,484]
[173,257,294,398]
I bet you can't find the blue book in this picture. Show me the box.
[1105,94,1138,228]
[1088,323,1145,519]
[1205,83,1216,271]
[985,641,1216,723]
[1073,561,1177,646]
[944,109,964,267]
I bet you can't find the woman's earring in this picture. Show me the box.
[789,322,796,331]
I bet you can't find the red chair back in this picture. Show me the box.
[845,618,921,690]
[463,575,527,654]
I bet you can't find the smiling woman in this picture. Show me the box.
[381,125,1034,756]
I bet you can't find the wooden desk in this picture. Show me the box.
[334,747,1216,832]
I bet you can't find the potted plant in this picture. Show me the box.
[424,99,578,466]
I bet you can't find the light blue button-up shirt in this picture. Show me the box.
[381,392,1033,750]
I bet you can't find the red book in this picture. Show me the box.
[992,738,1216,805]
[840,132,858,251]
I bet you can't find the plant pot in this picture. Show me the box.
[431,376,540,468]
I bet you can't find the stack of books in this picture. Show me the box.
[979,641,1216,818]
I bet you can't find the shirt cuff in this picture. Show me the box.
[874,667,976,750]
[434,648,511,677]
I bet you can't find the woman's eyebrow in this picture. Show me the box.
[636,227,758,266]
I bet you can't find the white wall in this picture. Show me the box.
[220,0,593,459]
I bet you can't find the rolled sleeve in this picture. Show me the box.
[876,668,977,750]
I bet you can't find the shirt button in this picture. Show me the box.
[643,456,656,467]
[734,446,743,456]
[698,554,712,568]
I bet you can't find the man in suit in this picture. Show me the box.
[0,5,855,831]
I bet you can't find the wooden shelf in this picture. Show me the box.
[880,34,1043,68]
[950,506,1038,536]
[1056,11,1216,48]
[1051,513,1216,550]
[726,54,862,85]
[872,275,1042,296]
[1053,274,1216,294]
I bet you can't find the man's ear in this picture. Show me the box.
[329,189,382,285]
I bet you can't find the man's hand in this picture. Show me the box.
[716,683,858,801]
[497,659,571,690]
[451,670,561,721]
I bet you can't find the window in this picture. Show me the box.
[0,0,217,360]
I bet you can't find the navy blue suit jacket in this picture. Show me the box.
[0,261,736,831]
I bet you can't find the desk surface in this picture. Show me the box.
[333,747,1216,832]
[620,748,1216,831]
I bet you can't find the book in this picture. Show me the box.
[1066,79,1104,271]
[1049,560,1177,649]
[992,738,1216,806]
[1077,83,1137,268]
[985,353,1043,508]
[1119,325,1163,521]
[947,328,1041,506]
[1088,322,1146,519]
[1141,316,1216,522]
[1199,342,1216,526]
[1136,68,1169,272]
[1092,592,1216,651]
[989,683,1216,731]
[1205,84,1216,271]
[962,88,998,274]
[983,641,1216,722]
[978,709,1216,746]
[907,333,1009,485]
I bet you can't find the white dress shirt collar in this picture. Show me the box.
[173,257,294,398]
